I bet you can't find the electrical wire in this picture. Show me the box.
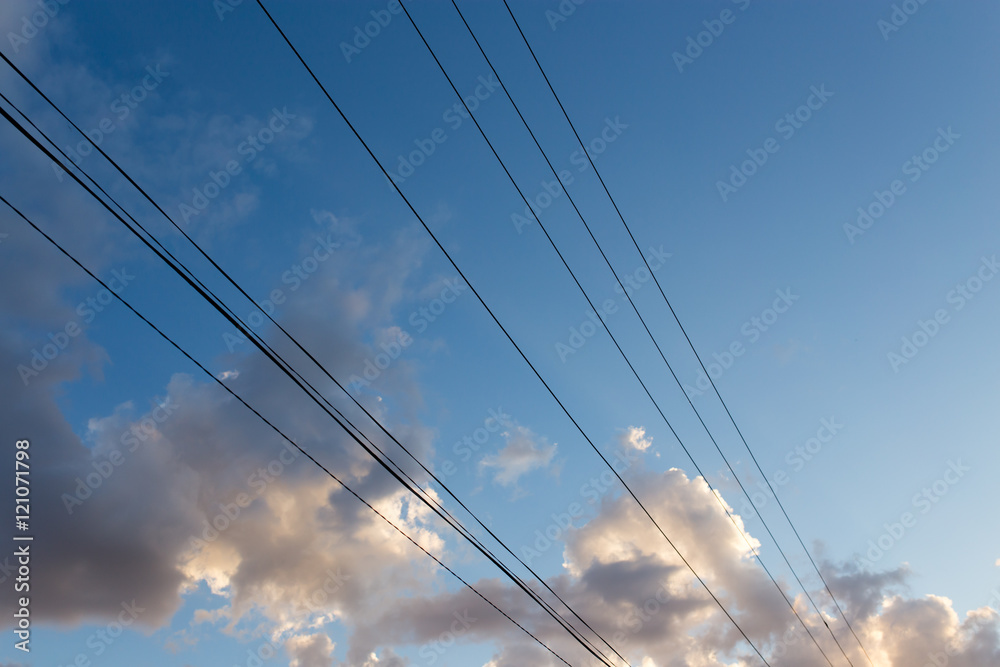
[496,2,876,663]
[0,96,614,667]
[428,2,864,663]
[0,53,630,666]
[252,3,772,663]
[0,190,575,667]
[410,1,849,663]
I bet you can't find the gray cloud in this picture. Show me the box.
[348,465,1000,666]
[1,10,997,664]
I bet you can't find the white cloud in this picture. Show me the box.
[3,169,997,663]
[1,28,995,660]
[0,214,446,643]
[351,467,1000,666]
[479,423,558,487]
[286,633,336,667]
[619,425,652,452]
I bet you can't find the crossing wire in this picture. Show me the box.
[0,58,627,667]
[0,96,616,667]
[253,1,772,663]
[0,191,576,667]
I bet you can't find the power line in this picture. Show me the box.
[421,2,850,664]
[0,5,872,664]
[496,2,875,664]
[0,95,612,665]
[0,96,616,667]
[252,2,771,663]
[0,191,575,667]
[432,1,859,663]
[394,1,842,663]
[0,56,626,667]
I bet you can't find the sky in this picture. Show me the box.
[1,0,999,666]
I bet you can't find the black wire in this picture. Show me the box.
[0,96,608,667]
[399,0,833,661]
[0,191,573,667]
[401,0,830,659]
[0,58,628,664]
[434,2,847,664]
[0,57,623,667]
[440,2,857,664]
[252,2,771,664]
[496,2,876,664]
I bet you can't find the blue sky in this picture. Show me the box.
[1,1,999,666]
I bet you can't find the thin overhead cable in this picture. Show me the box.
[252,2,772,663]
[497,2,875,664]
[396,1,841,662]
[0,96,616,667]
[0,191,575,667]
[425,1,851,662]
[434,1,858,663]
[0,58,627,666]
